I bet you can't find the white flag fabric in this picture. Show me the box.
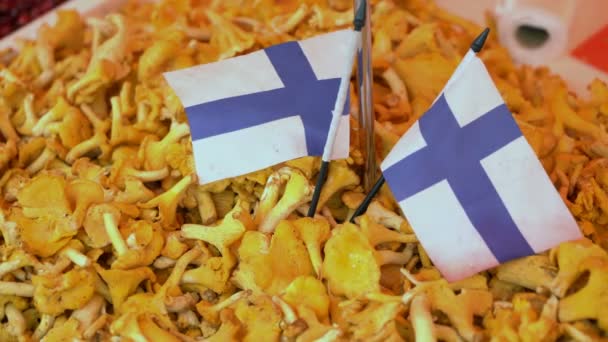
[381,50,582,281]
[164,30,354,184]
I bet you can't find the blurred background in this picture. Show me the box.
[0,0,67,38]
[1,0,606,96]
[435,0,608,96]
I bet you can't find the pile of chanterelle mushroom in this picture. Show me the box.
[0,0,606,341]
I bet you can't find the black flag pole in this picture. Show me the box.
[307,1,367,217]
[471,27,490,53]
[349,27,491,223]
[353,0,367,32]
[349,174,385,222]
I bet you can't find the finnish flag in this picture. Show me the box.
[381,50,582,281]
[164,30,353,184]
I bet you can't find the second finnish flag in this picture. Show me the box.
[381,50,582,281]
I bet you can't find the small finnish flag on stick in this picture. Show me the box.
[164,31,354,184]
[307,1,366,216]
[381,50,582,281]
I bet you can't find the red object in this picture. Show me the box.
[0,0,67,39]
[572,24,608,74]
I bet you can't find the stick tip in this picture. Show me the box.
[354,0,367,31]
[471,27,490,53]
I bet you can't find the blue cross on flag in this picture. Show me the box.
[163,30,353,184]
[381,50,582,281]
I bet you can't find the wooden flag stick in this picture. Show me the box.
[308,1,367,217]
[356,0,376,192]
[348,27,491,223]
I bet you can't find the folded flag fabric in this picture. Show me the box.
[163,30,353,184]
[380,50,582,281]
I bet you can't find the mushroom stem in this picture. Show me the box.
[272,4,309,33]
[194,190,217,225]
[162,122,190,146]
[158,247,202,299]
[165,293,198,313]
[0,259,23,278]
[177,310,200,328]
[0,281,34,297]
[110,96,123,144]
[5,303,26,337]
[81,104,110,133]
[272,296,298,324]
[103,213,128,256]
[405,256,420,271]
[382,67,409,102]
[321,207,338,227]
[435,324,461,342]
[12,269,26,281]
[119,82,135,117]
[215,290,252,313]
[128,167,170,183]
[259,171,312,233]
[254,173,283,225]
[66,132,109,164]
[26,148,56,175]
[315,328,342,342]
[63,247,91,267]
[153,256,177,269]
[83,314,109,340]
[38,257,72,275]
[0,108,19,142]
[377,248,414,266]
[17,94,37,135]
[33,314,55,340]
[410,294,437,342]
[181,25,211,41]
[307,243,323,278]
[72,295,105,330]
